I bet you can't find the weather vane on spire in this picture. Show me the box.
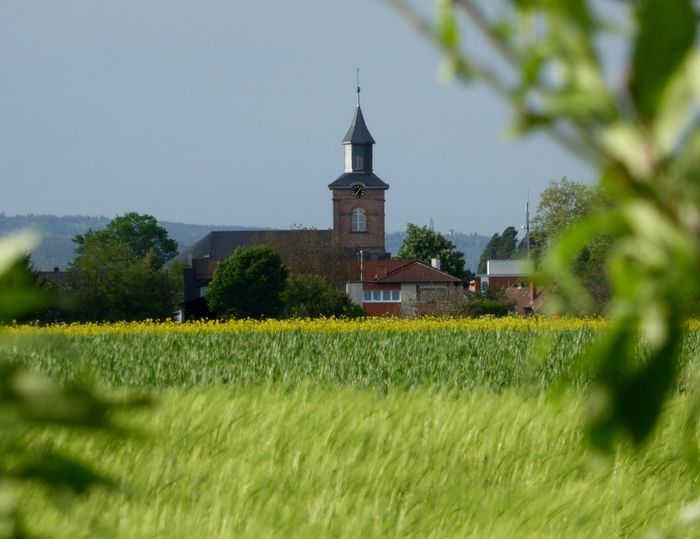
[356,67,361,106]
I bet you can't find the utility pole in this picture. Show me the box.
[359,249,364,282]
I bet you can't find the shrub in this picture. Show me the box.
[282,275,363,318]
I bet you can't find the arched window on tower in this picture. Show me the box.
[354,155,364,170]
[352,207,366,232]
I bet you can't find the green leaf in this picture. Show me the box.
[437,0,459,51]
[556,0,596,38]
[541,212,619,314]
[586,322,634,451]
[588,311,682,450]
[0,232,38,277]
[674,119,700,190]
[14,451,112,495]
[689,52,700,102]
[0,232,45,324]
[631,0,696,121]
[0,485,24,539]
[0,290,45,324]
[653,53,697,157]
[601,122,653,179]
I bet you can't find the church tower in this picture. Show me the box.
[328,85,389,259]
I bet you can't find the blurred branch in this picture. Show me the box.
[384,0,603,165]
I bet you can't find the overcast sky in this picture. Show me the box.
[1,1,595,236]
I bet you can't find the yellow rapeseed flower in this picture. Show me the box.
[6,316,609,337]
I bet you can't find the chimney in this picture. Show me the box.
[431,258,441,271]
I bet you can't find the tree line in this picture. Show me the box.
[6,213,365,322]
[5,179,604,323]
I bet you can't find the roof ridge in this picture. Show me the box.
[413,259,463,279]
[376,259,417,279]
[376,259,462,282]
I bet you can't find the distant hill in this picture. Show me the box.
[0,213,263,271]
[0,214,490,273]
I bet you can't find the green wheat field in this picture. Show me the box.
[5,319,700,538]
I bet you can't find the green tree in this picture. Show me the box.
[70,238,181,322]
[282,275,362,318]
[477,226,518,273]
[523,178,612,308]
[389,0,700,449]
[531,178,596,246]
[74,212,177,268]
[206,245,288,319]
[68,213,181,321]
[396,223,470,280]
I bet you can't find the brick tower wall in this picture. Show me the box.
[332,189,385,255]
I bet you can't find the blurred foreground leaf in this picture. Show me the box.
[0,232,151,538]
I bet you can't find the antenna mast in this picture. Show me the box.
[525,193,531,259]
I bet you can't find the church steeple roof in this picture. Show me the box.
[330,81,388,191]
[342,105,375,145]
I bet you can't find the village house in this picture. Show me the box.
[346,259,464,317]
[472,259,541,315]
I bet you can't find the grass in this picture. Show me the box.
[6,320,700,537]
[16,387,699,538]
[6,325,600,390]
[8,323,700,391]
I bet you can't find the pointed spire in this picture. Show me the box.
[343,69,374,144]
[343,106,375,144]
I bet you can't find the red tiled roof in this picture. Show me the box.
[348,260,463,283]
[377,260,462,283]
[355,260,410,281]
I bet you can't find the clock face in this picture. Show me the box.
[352,184,366,198]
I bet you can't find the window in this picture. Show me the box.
[354,155,364,170]
[352,207,366,232]
[362,289,401,303]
